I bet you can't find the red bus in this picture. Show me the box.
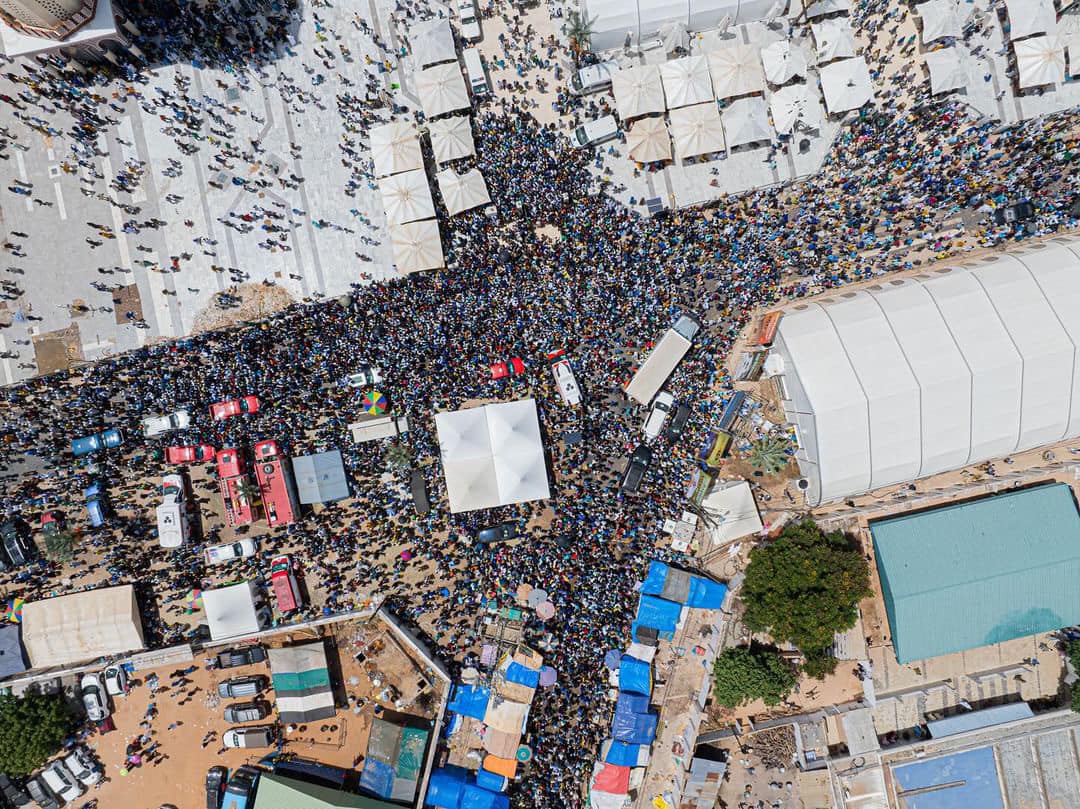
[216,448,257,527]
[270,555,302,614]
[253,440,300,528]
[757,311,783,346]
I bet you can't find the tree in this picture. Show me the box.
[802,648,838,680]
[741,520,872,653]
[747,435,790,475]
[385,441,412,477]
[235,478,260,505]
[44,529,76,562]
[1069,641,1080,713]
[565,11,595,58]
[712,644,798,708]
[0,693,72,776]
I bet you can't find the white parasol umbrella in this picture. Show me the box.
[658,21,690,54]
[924,47,968,94]
[390,219,444,273]
[1004,0,1056,41]
[812,18,857,65]
[626,116,672,162]
[369,120,423,178]
[436,168,491,216]
[721,96,773,148]
[769,83,823,134]
[611,64,666,120]
[659,55,715,109]
[916,0,963,44]
[417,62,471,118]
[818,57,873,114]
[411,18,456,68]
[707,45,765,99]
[760,39,808,85]
[379,168,435,225]
[668,102,725,159]
[805,0,851,18]
[428,115,475,163]
[1014,35,1065,88]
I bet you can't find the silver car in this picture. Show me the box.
[41,761,84,804]
[80,673,109,722]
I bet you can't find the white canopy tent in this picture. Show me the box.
[612,64,666,120]
[417,62,471,118]
[380,168,436,225]
[658,20,690,53]
[21,585,145,668]
[804,0,850,18]
[390,219,444,273]
[370,121,423,178]
[924,47,968,94]
[1004,0,1056,41]
[819,57,873,114]
[435,400,550,513]
[202,582,266,641]
[769,83,823,133]
[659,55,714,108]
[1014,35,1065,87]
[436,167,491,215]
[916,0,963,44]
[582,0,776,51]
[626,115,672,162]
[700,480,763,547]
[760,39,808,85]
[706,44,765,98]
[812,18,857,64]
[411,18,457,68]
[721,95,772,147]
[1069,39,1080,78]
[428,115,476,163]
[668,101,726,158]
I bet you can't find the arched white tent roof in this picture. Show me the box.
[771,236,1080,505]
[22,585,145,668]
[583,0,776,51]
[660,54,714,108]
[611,64,666,120]
[916,0,962,44]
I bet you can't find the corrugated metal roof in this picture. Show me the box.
[927,702,1034,739]
[292,450,350,504]
[870,483,1080,663]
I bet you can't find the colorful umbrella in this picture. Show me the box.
[6,597,24,623]
[535,600,555,621]
[515,745,532,763]
[362,390,387,415]
[183,589,203,612]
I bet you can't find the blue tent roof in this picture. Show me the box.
[615,692,651,714]
[603,740,646,767]
[687,577,727,609]
[611,708,658,745]
[641,560,669,596]
[504,661,540,688]
[635,595,682,633]
[617,655,652,696]
[460,785,510,809]
[448,684,491,721]
[426,766,470,809]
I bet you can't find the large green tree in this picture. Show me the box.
[712,644,798,708]
[741,520,872,655]
[0,693,73,776]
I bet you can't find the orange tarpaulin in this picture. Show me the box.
[483,755,518,779]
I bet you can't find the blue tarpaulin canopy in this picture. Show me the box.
[504,661,540,688]
[641,560,728,609]
[611,706,658,745]
[687,577,727,609]
[634,594,682,633]
[460,784,510,809]
[359,758,394,799]
[448,684,491,720]
[475,769,508,793]
[603,739,647,767]
[615,692,651,714]
[426,766,470,809]
[618,655,652,696]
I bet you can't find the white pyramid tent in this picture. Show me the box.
[658,20,690,54]
[380,168,436,225]
[1014,35,1065,87]
[812,18,857,64]
[916,0,963,44]
[924,47,968,94]
[626,116,672,162]
[659,55,714,109]
[760,39,808,85]
[411,18,457,68]
[706,45,765,99]
[721,96,772,148]
[429,115,475,163]
[819,57,873,114]
[769,83,824,133]
[612,64,666,120]
[1004,0,1056,41]
[389,219,444,273]
[417,62,471,118]
[370,121,423,178]
[669,102,725,159]
[436,167,491,216]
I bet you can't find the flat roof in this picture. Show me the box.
[892,747,1004,809]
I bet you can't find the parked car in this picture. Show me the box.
[80,673,109,722]
[204,539,258,565]
[223,700,271,724]
[665,403,691,441]
[40,511,62,538]
[205,765,228,809]
[165,444,216,464]
[83,482,108,528]
[224,765,261,806]
[25,777,59,809]
[141,408,192,437]
[1,519,35,568]
[217,646,267,669]
[210,396,260,421]
[993,199,1035,226]
[342,366,383,387]
[103,665,129,697]
[158,474,189,549]
[457,0,480,40]
[40,761,83,805]
[489,357,524,380]
[477,521,520,545]
[218,675,268,699]
[569,61,617,95]
[71,428,122,457]
[642,392,675,441]
[410,469,430,515]
[620,445,652,495]
[63,748,101,787]
[223,725,275,748]
[572,115,619,148]
[546,348,582,406]
[0,773,30,807]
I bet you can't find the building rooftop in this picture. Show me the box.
[891,747,1004,809]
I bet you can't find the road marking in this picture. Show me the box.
[53,182,67,220]
[14,151,32,211]
[99,150,134,272]
[46,148,55,161]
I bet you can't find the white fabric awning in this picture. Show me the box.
[203,582,262,641]
[721,95,772,147]
[812,18,857,64]
[436,167,491,215]
[390,219,444,273]
[916,0,963,44]
[659,54,714,108]
[924,47,968,94]
[21,585,145,668]
[668,101,725,158]
[1005,0,1056,41]
[428,115,476,163]
[380,168,435,225]
[805,0,850,17]
[1069,38,1080,77]
[700,480,763,546]
[770,83,824,133]
[819,57,873,114]
[760,39,808,85]
[626,115,672,162]
[1015,35,1065,87]
[612,64,666,120]
[417,62,471,118]
[411,18,457,67]
[706,44,765,98]
[370,120,423,178]
[658,20,690,53]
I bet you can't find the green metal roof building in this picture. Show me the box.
[253,774,399,809]
[870,483,1080,663]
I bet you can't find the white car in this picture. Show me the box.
[546,349,582,406]
[141,408,191,437]
[103,665,128,697]
[41,761,84,804]
[573,115,619,149]
[343,366,383,387]
[204,538,259,565]
[643,391,675,441]
[457,0,481,40]
[63,748,102,786]
[80,673,109,722]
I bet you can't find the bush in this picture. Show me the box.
[0,693,73,776]
[713,644,798,709]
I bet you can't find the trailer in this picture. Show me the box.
[624,314,701,405]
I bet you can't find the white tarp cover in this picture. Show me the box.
[916,0,962,43]
[924,47,967,94]
[627,115,672,162]
[706,44,765,98]
[22,585,145,668]
[411,18,457,67]
[435,399,550,513]
[659,55,715,108]
[417,62,471,118]
[812,18,857,64]
[1005,0,1056,41]
[390,219,445,273]
[818,57,873,113]
[428,115,475,163]
[721,95,772,147]
[769,82,823,133]
[669,101,725,158]
[1070,39,1080,77]
[760,39,808,85]
[436,167,491,215]
[583,0,775,51]
[1014,35,1065,88]
[659,20,690,53]
[611,64,666,120]
[772,236,1080,505]
[700,480,763,546]
[805,0,850,18]
[370,121,424,178]
[202,582,262,641]
[380,168,436,225]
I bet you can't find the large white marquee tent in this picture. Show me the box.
[417,62,471,118]
[769,83,823,133]
[768,236,1080,506]
[390,219,444,273]
[411,18,457,68]
[380,168,436,225]
[916,0,963,44]
[659,55,714,108]
[760,39,808,85]
[1004,0,1056,41]
[669,102,726,158]
[582,0,776,51]
[811,18,857,64]
[924,47,968,95]
[436,167,491,215]
[370,121,423,178]
[721,96,772,147]
[706,44,765,98]
[626,115,673,162]
[21,585,145,668]
[818,57,873,114]
[428,115,476,163]
[1014,35,1065,88]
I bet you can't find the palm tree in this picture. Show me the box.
[748,435,790,475]
[44,530,76,563]
[565,11,596,59]
[385,442,412,476]
[235,478,260,505]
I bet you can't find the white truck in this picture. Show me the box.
[625,314,701,405]
[156,474,189,548]
[141,408,191,437]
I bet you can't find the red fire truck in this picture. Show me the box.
[270,555,302,614]
[216,448,257,528]
[252,440,300,528]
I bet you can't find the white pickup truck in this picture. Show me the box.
[142,408,191,437]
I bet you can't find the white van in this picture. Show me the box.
[457,0,481,40]
[462,48,489,96]
[41,761,84,804]
[573,115,619,148]
[569,61,616,95]
[156,474,189,548]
